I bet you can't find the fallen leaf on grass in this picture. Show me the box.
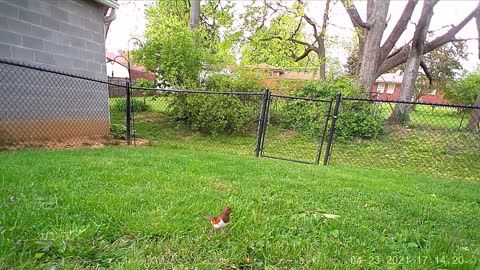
[322,214,340,219]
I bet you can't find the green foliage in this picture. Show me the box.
[335,103,383,141]
[276,100,327,138]
[273,76,366,140]
[132,0,237,88]
[444,70,480,105]
[134,78,156,88]
[169,74,263,134]
[411,42,469,101]
[240,1,318,69]
[295,76,357,99]
[344,37,359,76]
[110,123,126,139]
[277,78,308,95]
[110,98,149,113]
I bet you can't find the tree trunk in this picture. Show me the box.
[467,6,480,132]
[392,0,437,123]
[189,0,200,29]
[318,46,326,80]
[467,93,480,132]
[355,0,390,96]
[342,0,479,98]
[318,0,330,80]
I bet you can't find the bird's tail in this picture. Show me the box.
[203,214,214,221]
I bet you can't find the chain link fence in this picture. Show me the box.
[1,59,479,179]
[328,97,480,180]
[126,86,263,156]
[0,58,125,150]
[259,94,333,164]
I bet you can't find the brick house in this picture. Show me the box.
[372,71,447,104]
[372,72,403,101]
[0,0,118,140]
[243,64,320,93]
[243,63,285,90]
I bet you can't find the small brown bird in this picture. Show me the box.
[204,206,232,229]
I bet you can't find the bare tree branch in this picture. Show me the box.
[477,5,480,59]
[451,38,479,42]
[420,60,433,85]
[380,0,418,63]
[424,3,479,53]
[341,0,368,29]
[321,0,331,38]
[378,2,480,76]
[292,47,314,62]
[303,15,319,38]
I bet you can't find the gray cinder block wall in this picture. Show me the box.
[0,0,113,141]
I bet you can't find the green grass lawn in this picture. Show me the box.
[1,147,479,269]
[374,103,472,130]
[108,98,480,181]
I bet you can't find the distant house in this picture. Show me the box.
[417,89,446,104]
[106,50,156,97]
[106,50,155,83]
[282,71,321,80]
[372,71,447,104]
[243,63,285,90]
[0,0,118,140]
[372,71,403,101]
[243,64,319,93]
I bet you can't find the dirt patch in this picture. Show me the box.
[279,130,299,139]
[1,137,150,151]
[214,181,230,191]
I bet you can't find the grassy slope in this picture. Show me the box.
[1,147,479,269]
[113,109,480,181]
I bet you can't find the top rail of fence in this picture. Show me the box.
[130,86,264,96]
[271,94,331,102]
[0,58,126,88]
[343,96,480,110]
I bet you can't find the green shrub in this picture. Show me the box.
[335,102,383,141]
[110,123,126,139]
[168,74,263,134]
[295,76,357,99]
[134,78,156,88]
[274,100,327,138]
[110,98,150,112]
[271,76,357,139]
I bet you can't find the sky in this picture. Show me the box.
[106,0,480,71]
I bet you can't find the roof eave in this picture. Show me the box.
[92,0,119,9]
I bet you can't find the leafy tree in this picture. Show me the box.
[344,38,359,77]
[413,42,468,102]
[240,0,331,78]
[444,70,480,132]
[341,0,480,99]
[132,0,236,88]
[444,70,480,105]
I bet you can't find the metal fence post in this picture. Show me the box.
[315,98,334,165]
[323,92,342,165]
[255,88,270,157]
[125,80,131,145]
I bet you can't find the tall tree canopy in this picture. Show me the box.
[341,0,480,97]
[133,0,236,87]
[240,0,331,78]
[412,42,469,102]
